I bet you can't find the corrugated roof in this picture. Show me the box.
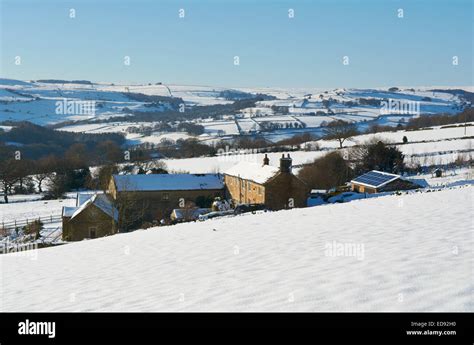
[113,174,224,192]
[225,161,280,184]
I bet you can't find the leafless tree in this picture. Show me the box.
[0,159,22,203]
[32,156,55,193]
[323,120,359,148]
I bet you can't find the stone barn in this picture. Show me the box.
[108,173,225,229]
[62,194,118,241]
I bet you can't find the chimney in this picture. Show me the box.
[280,154,292,173]
[263,154,269,166]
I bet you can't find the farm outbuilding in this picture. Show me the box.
[351,170,422,194]
[62,193,118,241]
[433,168,443,178]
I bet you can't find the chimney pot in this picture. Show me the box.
[263,154,269,165]
[279,154,292,173]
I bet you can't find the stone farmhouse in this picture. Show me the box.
[224,154,309,210]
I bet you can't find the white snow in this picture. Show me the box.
[317,124,474,150]
[0,186,471,311]
[162,151,325,174]
[0,198,75,223]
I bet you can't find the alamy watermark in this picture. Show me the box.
[216,145,260,162]
[55,98,96,116]
[324,240,365,261]
[380,99,420,115]
[0,239,38,260]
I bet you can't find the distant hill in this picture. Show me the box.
[36,79,93,85]
[0,78,32,86]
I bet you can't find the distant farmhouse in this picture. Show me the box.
[351,170,423,194]
[62,193,118,241]
[108,173,225,229]
[224,154,308,210]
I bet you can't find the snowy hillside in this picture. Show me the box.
[1,186,471,312]
[1,79,471,135]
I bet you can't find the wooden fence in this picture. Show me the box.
[1,214,62,232]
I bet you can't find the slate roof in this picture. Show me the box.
[112,174,224,192]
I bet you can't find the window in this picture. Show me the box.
[258,186,263,195]
[89,227,97,239]
[162,193,169,201]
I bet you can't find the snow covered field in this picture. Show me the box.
[1,79,470,137]
[0,197,75,223]
[317,124,474,150]
[163,151,325,173]
[311,124,474,166]
[0,186,471,312]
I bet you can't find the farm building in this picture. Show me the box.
[62,193,118,241]
[224,154,309,210]
[350,170,422,194]
[433,168,444,178]
[108,173,225,228]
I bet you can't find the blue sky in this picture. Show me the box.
[1,0,472,88]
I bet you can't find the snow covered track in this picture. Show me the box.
[0,186,472,312]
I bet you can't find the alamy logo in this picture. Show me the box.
[380,98,420,115]
[55,98,96,116]
[18,319,56,338]
[324,241,365,261]
[216,145,259,162]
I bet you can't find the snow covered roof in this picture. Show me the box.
[403,178,429,188]
[113,174,224,192]
[225,162,280,184]
[76,192,101,207]
[70,194,118,222]
[62,206,78,218]
[351,170,400,189]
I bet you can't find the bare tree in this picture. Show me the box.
[323,120,359,149]
[0,159,22,203]
[32,156,55,193]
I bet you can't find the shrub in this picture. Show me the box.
[23,220,43,239]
